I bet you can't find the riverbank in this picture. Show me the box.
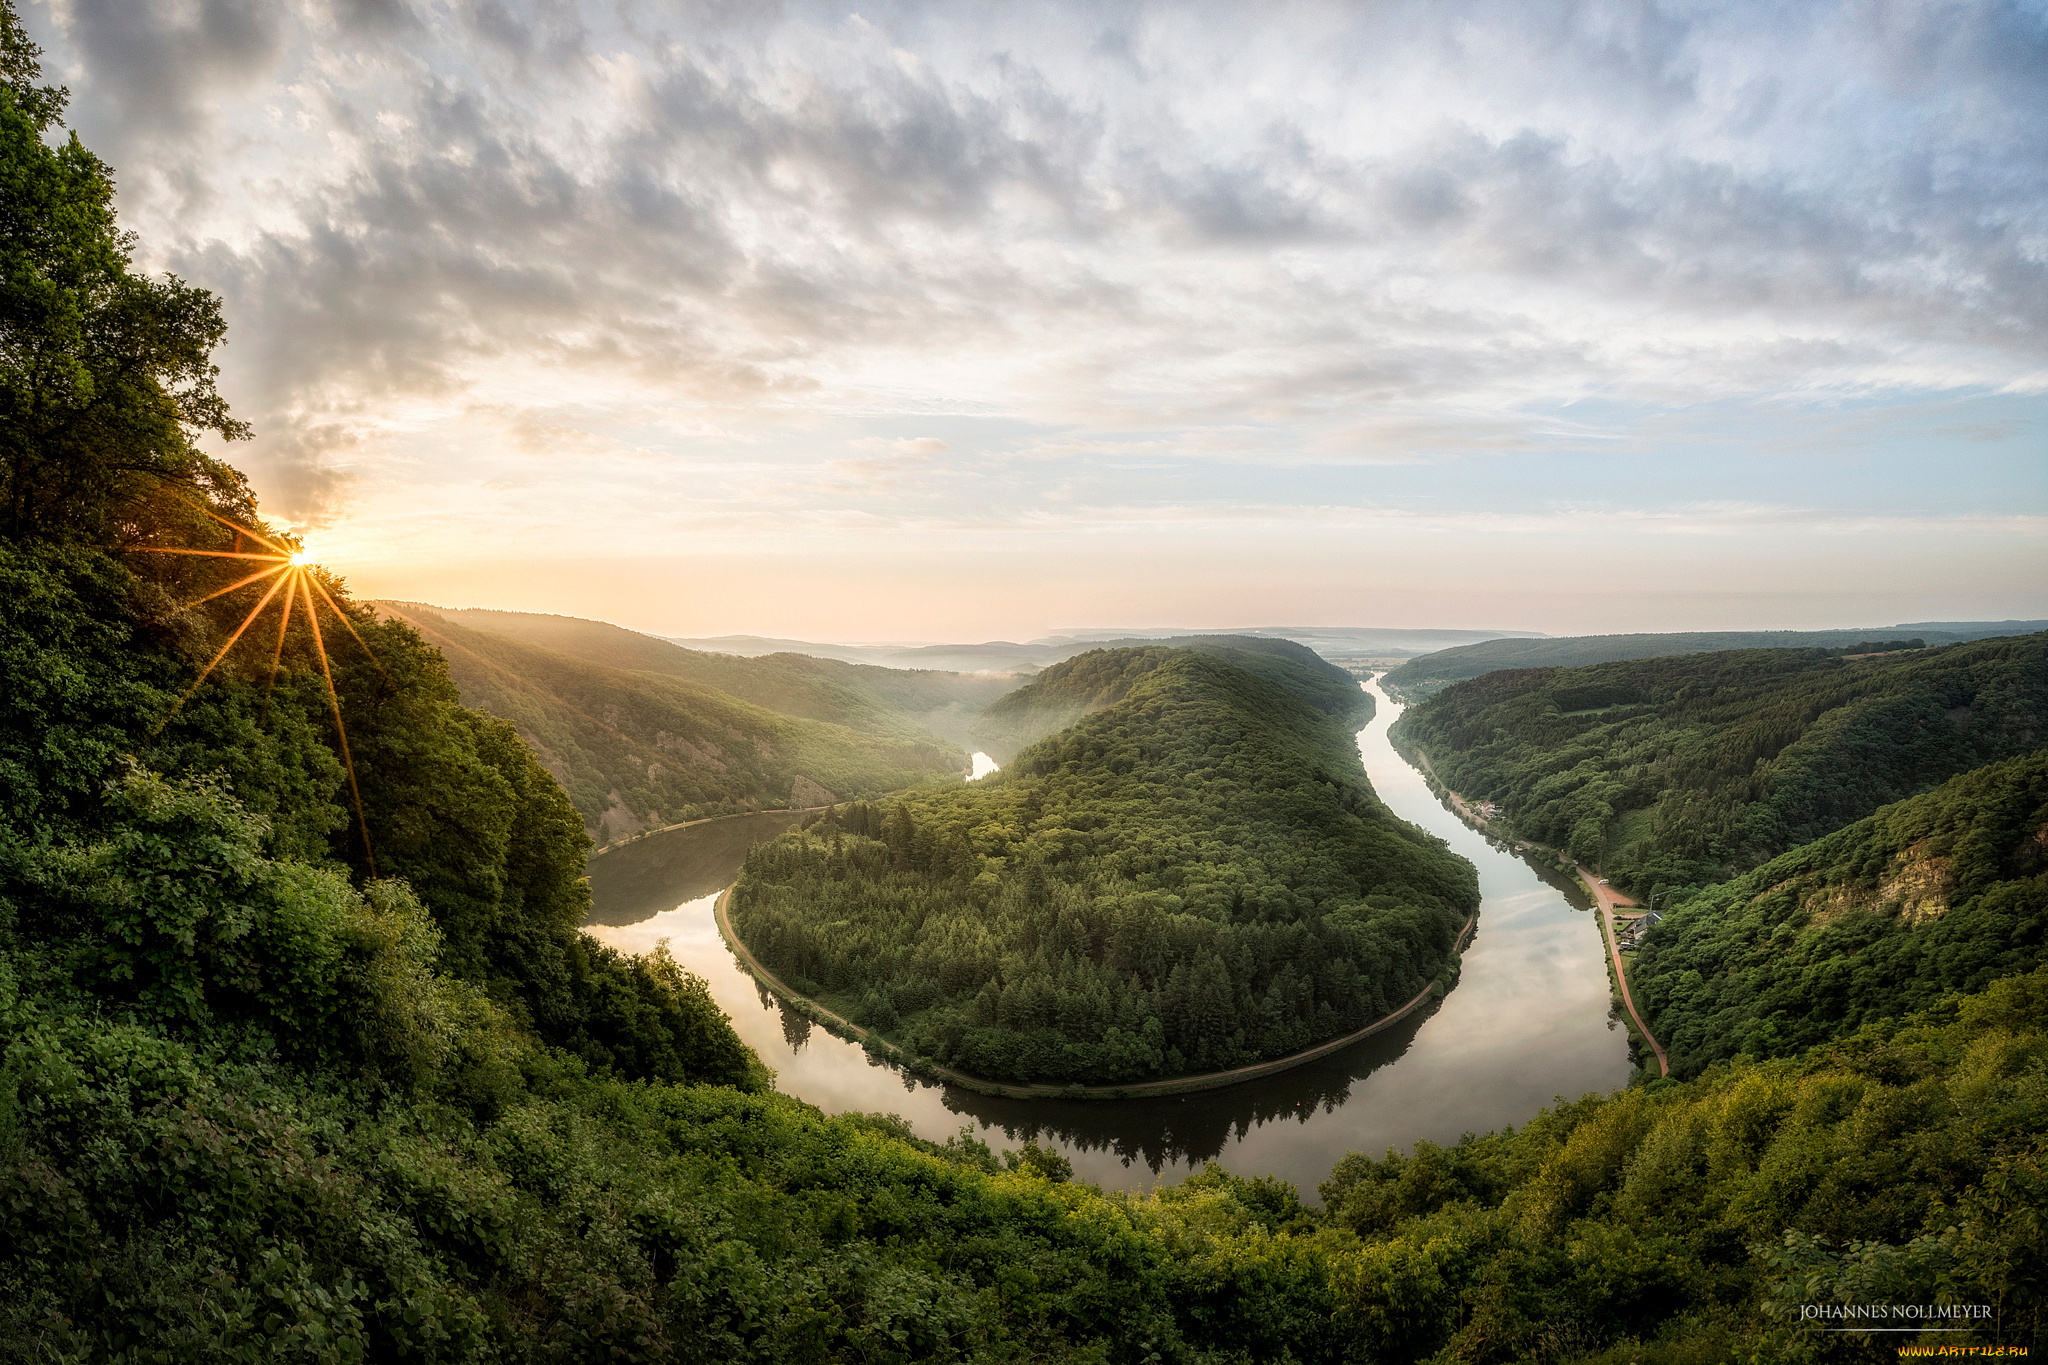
[593,802,836,855]
[1397,742,1546,855]
[714,886,1478,1100]
[1574,867,1671,1077]
[1397,733,1669,1076]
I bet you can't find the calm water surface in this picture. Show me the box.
[584,677,1631,1195]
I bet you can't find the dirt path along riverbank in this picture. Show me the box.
[1576,867,1670,1077]
[1399,720,1670,1079]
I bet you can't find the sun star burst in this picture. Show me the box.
[129,512,384,877]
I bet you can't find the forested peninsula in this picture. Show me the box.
[729,645,1478,1085]
[4,8,2042,1357]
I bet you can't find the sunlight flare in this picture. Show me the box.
[131,511,384,878]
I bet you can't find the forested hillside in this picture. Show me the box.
[1391,635,2048,891]
[970,635,1368,761]
[731,648,1473,1084]
[415,605,1015,748]
[1313,971,2048,1358]
[0,14,2040,1355]
[382,604,967,841]
[1383,622,2045,699]
[1634,752,2048,1076]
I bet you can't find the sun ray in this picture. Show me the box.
[153,570,293,734]
[304,576,378,878]
[306,574,392,682]
[130,547,289,562]
[197,505,291,555]
[266,570,300,698]
[134,517,381,881]
[173,561,290,614]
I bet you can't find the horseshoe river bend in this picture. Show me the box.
[582,676,1632,1195]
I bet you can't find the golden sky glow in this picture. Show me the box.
[37,2,2048,640]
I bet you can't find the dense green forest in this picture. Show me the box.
[416,605,1015,750]
[1313,970,2048,1359]
[970,636,1369,761]
[1391,635,2048,892]
[3,10,2040,1357]
[1633,752,2048,1077]
[1383,622,2046,699]
[730,647,1473,1084]
[383,604,970,841]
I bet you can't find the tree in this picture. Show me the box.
[0,3,250,542]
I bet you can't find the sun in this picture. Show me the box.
[127,509,384,876]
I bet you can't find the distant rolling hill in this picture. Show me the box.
[1046,625,1546,669]
[969,635,1369,762]
[377,605,981,842]
[853,629,1529,685]
[672,625,1545,675]
[668,635,1056,674]
[416,607,1016,750]
[1382,621,2048,700]
[664,634,920,665]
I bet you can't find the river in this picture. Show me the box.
[584,676,1631,1196]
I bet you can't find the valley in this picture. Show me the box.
[1392,635,2048,1080]
[584,674,1631,1192]
[3,13,2041,1352]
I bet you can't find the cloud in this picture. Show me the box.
[20,0,2048,537]
[851,436,949,456]
[825,435,952,490]
[51,0,285,139]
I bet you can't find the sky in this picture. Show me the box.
[25,0,2048,641]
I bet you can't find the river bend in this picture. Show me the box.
[584,676,1630,1194]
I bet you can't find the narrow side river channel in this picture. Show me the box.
[585,676,1631,1195]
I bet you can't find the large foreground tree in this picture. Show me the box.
[0,3,250,543]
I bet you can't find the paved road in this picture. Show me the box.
[1576,867,1670,1077]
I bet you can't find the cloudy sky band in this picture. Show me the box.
[25,0,2047,635]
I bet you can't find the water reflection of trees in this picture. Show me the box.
[584,811,804,925]
[781,1002,813,1050]
[1450,805,1593,912]
[768,995,1441,1174]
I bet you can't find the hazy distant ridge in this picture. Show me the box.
[1384,621,2048,699]
[378,604,1006,840]
[672,624,1545,674]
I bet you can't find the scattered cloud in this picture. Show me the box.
[824,435,953,491]
[851,437,951,456]
[23,0,2045,629]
